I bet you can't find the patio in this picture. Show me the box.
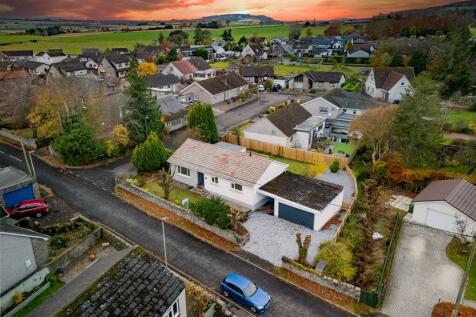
[242,212,341,266]
[318,170,355,204]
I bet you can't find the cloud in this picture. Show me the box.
[0,4,13,13]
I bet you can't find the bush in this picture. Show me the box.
[315,241,356,282]
[190,197,231,229]
[309,88,317,94]
[132,132,170,172]
[12,292,23,305]
[264,79,273,91]
[330,159,340,173]
[50,235,69,250]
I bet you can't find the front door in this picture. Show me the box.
[197,172,204,187]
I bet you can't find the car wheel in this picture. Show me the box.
[223,291,229,297]
[250,307,257,313]
[36,213,42,218]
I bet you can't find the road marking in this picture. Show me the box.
[8,155,22,162]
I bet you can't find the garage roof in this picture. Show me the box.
[414,179,476,220]
[0,167,33,191]
[259,172,343,211]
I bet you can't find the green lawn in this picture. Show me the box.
[446,110,476,125]
[268,155,310,176]
[12,275,64,317]
[142,182,203,206]
[274,63,358,78]
[330,141,355,156]
[210,61,230,69]
[446,237,476,300]
[0,25,325,54]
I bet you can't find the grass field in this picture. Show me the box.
[0,24,325,54]
[330,141,355,156]
[446,109,476,125]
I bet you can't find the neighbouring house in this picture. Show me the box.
[249,37,268,46]
[156,94,189,132]
[168,138,288,210]
[14,60,49,76]
[346,44,373,58]
[289,71,346,91]
[59,249,187,317]
[179,73,249,105]
[258,172,344,231]
[239,65,275,83]
[241,44,267,61]
[35,49,68,65]
[301,88,380,142]
[365,67,415,103]
[243,102,326,150]
[0,223,49,311]
[135,45,161,63]
[162,57,215,81]
[178,45,214,60]
[79,48,102,70]
[407,179,476,235]
[144,73,181,96]
[111,47,129,54]
[0,50,34,61]
[188,56,216,80]
[98,53,131,79]
[48,59,88,79]
[0,166,40,209]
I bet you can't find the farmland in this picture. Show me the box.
[0,24,325,54]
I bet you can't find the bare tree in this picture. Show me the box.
[158,168,173,201]
[296,233,312,266]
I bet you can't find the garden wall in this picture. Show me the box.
[0,129,38,149]
[222,135,348,166]
[282,257,361,300]
[116,179,249,246]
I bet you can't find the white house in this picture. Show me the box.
[98,54,131,79]
[14,61,49,76]
[244,103,325,150]
[239,65,275,84]
[162,57,215,81]
[241,44,267,61]
[156,94,189,132]
[365,67,415,103]
[34,49,68,65]
[179,73,249,105]
[407,179,476,235]
[168,139,289,210]
[48,59,88,79]
[144,73,181,96]
[289,71,346,91]
[258,172,344,231]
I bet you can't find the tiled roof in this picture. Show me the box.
[104,53,131,64]
[14,60,46,70]
[268,103,311,137]
[304,70,344,83]
[196,73,248,95]
[144,73,180,88]
[60,249,184,317]
[156,95,186,116]
[414,179,476,220]
[46,49,65,57]
[1,50,33,57]
[56,59,87,72]
[172,59,196,76]
[168,139,277,186]
[239,65,274,77]
[249,44,265,57]
[373,67,415,90]
[259,172,343,211]
[187,56,211,71]
[0,223,49,240]
[321,88,379,110]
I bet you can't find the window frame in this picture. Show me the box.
[211,176,219,184]
[177,165,190,177]
[231,183,243,192]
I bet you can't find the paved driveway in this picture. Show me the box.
[243,212,338,266]
[382,222,462,317]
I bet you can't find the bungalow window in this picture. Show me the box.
[231,183,242,191]
[319,107,328,114]
[177,166,190,177]
[211,176,219,184]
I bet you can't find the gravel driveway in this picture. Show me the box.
[318,170,355,204]
[382,222,462,317]
[243,212,338,266]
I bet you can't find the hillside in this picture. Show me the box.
[173,14,280,24]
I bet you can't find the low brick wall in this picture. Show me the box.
[116,180,249,246]
[282,257,361,300]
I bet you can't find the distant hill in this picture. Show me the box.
[381,0,476,17]
[171,14,280,25]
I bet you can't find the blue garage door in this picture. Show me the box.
[3,185,35,208]
[278,203,314,230]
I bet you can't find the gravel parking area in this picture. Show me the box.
[318,170,355,204]
[382,222,462,317]
[243,212,338,266]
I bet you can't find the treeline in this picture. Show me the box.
[26,26,68,36]
[366,12,473,39]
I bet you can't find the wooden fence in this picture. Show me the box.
[222,135,348,167]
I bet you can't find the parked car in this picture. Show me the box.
[258,84,265,92]
[221,272,271,314]
[5,199,48,219]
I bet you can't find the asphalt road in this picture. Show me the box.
[215,92,314,131]
[0,143,353,317]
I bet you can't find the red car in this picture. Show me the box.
[5,199,49,219]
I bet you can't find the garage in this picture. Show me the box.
[278,203,314,230]
[258,172,344,231]
[0,166,38,209]
[424,208,456,233]
[3,184,35,208]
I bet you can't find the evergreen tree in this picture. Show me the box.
[166,48,178,62]
[187,102,219,143]
[409,51,428,75]
[125,60,163,144]
[389,54,403,67]
[393,78,443,167]
[131,132,170,172]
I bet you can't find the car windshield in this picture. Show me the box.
[243,282,257,297]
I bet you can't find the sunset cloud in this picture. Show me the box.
[0,0,461,21]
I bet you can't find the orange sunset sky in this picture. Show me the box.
[0,0,462,21]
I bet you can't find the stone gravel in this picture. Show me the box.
[243,212,338,266]
[318,170,355,204]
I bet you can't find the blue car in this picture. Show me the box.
[221,272,271,314]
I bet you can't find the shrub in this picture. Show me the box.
[264,79,273,91]
[309,88,317,94]
[12,292,23,305]
[50,234,69,250]
[105,139,121,158]
[315,241,356,282]
[131,132,170,172]
[190,197,231,229]
[306,160,327,177]
[330,159,340,173]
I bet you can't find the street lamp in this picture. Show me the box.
[144,116,149,137]
[161,217,168,268]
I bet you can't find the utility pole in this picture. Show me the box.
[452,237,476,317]
[20,142,32,176]
[28,151,37,180]
[161,217,168,268]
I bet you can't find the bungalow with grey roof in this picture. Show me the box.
[289,71,346,91]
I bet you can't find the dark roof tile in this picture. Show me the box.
[268,103,311,137]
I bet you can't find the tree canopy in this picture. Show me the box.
[131,132,170,172]
[187,102,219,143]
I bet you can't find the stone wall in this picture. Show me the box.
[282,257,361,300]
[116,180,249,246]
[0,129,38,149]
